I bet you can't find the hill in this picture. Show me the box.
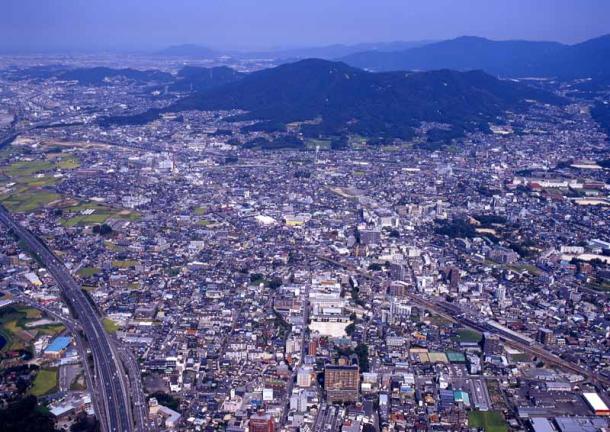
[59,67,173,85]
[233,41,433,60]
[154,41,433,61]
[109,59,562,140]
[340,35,610,81]
[168,66,245,92]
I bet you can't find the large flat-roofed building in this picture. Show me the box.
[325,364,360,403]
[248,411,275,432]
[583,392,610,416]
[44,336,72,359]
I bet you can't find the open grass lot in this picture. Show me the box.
[112,259,139,269]
[2,159,54,177]
[0,306,64,352]
[468,411,508,432]
[30,368,58,397]
[77,267,101,278]
[455,328,482,343]
[102,318,120,334]
[0,153,81,213]
[104,240,121,252]
[35,324,66,336]
[60,202,140,227]
[0,189,61,212]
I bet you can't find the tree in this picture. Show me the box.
[268,277,283,290]
[0,396,56,432]
[92,224,112,235]
[345,323,356,336]
[71,412,100,432]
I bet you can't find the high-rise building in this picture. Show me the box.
[448,267,461,289]
[308,337,319,356]
[537,328,556,346]
[359,229,381,246]
[325,364,360,403]
[297,366,313,387]
[496,285,506,303]
[482,332,501,355]
[388,281,407,297]
[248,411,275,432]
[389,262,408,281]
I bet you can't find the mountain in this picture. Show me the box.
[340,35,610,80]
[232,41,433,60]
[163,59,562,140]
[59,67,173,85]
[168,66,245,92]
[155,41,433,61]
[156,44,220,58]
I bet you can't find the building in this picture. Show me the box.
[496,285,506,303]
[325,364,360,403]
[389,262,408,282]
[487,247,519,265]
[359,229,381,246]
[482,332,501,355]
[248,411,276,432]
[583,392,610,416]
[537,328,556,346]
[44,336,72,359]
[297,366,313,387]
[149,398,181,429]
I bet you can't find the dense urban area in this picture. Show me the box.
[0,43,609,432]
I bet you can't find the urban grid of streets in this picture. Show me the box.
[0,57,610,432]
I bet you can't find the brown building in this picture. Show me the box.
[249,411,275,432]
[324,364,360,403]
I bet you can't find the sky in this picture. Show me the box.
[1,0,609,52]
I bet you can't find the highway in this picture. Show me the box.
[0,204,136,432]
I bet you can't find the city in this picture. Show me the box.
[1,2,610,432]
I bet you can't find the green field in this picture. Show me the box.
[0,190,61,212]
[456,328,482,343]
[0,156,82,213]
[468,411,508,432]
[0,306,64,352]
[60,202,140,227]
[112,260,139,269]
[103,318,120,334]
[30,368,58,397]
[2,160,54,177]
[77,267,101,278]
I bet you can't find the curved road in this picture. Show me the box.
[0,204,135,432]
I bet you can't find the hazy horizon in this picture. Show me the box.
[2,0,610,53]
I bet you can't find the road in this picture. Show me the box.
[315,253,610,389]
[0,204,136,432]
[279,274,310,426]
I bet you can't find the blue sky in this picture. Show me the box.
[2,0,609,52]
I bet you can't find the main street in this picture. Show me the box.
[0,204,137,432]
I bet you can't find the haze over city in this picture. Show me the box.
[1,0,610,52]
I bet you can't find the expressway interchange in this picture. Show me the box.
[0,204,137,432]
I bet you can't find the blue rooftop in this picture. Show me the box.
[45,336,71,353]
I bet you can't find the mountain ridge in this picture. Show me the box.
[103,59,564,142]
[340,34,610,80]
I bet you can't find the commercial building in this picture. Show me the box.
[325,364,360,403]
